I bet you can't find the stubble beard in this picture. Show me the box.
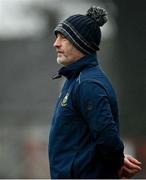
[57,57,63,65]
[56,54,67,66]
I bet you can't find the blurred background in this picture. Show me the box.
[0,0,145,178]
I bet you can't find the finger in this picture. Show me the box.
[125,162,141,170]
[123,166,141,174]
[127,155,142,165]
[122,166,140,178]
[124,158,142,170]
[125,155,142,165]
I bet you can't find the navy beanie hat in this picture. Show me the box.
[54,6,108,54]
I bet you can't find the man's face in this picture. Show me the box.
[53,33,84,66]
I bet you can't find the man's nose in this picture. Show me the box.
[53,37,60,48]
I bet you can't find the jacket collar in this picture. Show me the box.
[52,53,98,79]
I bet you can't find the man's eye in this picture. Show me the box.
[56,33,66,40]
[60,34,66,39]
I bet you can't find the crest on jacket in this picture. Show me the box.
[61,93,69,107]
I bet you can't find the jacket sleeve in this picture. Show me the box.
[73,80,124,169]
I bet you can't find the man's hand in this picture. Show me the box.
[119,154,142,179]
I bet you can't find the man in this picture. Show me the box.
[49,6,141,179]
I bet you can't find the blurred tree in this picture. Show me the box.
[113,0,146,136]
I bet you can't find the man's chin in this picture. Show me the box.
[57,58,65,66]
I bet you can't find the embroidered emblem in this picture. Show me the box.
[61,93,69,107]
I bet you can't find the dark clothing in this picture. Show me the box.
[49,53,124,179]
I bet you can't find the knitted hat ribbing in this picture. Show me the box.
[54,6,108,54]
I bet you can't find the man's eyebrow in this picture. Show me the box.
[55,32,66,38]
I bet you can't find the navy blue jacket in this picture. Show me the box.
[49,53,124,179]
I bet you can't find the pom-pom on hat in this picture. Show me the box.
[54,6,108,54]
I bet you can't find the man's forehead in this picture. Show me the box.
[55,31,65,37]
